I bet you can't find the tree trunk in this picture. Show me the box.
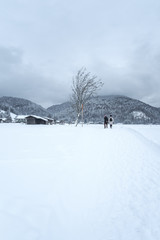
[75,113,80,126]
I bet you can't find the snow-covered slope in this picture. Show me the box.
[0,96,49,117]
[0,124,160,240]
[0,95,160,123]
[48,95,160,124]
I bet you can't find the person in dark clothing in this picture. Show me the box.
[109,114,114,128]
[104,115,108,128]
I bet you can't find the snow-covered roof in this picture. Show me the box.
[45,117,54,121]
[26,115,48,122]
[15,115,28,119]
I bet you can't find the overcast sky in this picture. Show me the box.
[0,0,160,107]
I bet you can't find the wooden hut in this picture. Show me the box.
[26,115,48,125]
[45,117,54,125]
[15,115,27,123]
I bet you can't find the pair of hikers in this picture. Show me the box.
[104,115,114,129]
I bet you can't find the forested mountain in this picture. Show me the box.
[48,95,160,124]
[0,95,160,124]
[0,96,50,117]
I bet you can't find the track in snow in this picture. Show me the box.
[0,124,160,240]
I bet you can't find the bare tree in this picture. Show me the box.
[71,67,103,126]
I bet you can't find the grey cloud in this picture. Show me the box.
[0,0,160,107]
[90,43,160,107]
[0,44,160,108]
[0,47,70,107]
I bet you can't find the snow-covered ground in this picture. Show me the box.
[0,123,160,240]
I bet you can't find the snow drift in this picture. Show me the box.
[0,124,160,240]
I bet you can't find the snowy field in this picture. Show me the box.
[0,123,160,240]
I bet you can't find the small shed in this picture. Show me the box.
[15,115,28,123]
[45,117,54,125]
[26,115,48,125]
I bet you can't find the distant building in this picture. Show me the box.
[15,115,28,123]
[45,117,54,125]
[26,115,48,125]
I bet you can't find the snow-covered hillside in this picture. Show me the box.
[0,124,160,240]
[0,96,49,117]
[1,95,160,124]
[48,95,160,124]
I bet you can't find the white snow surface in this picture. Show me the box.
[0,123,160,240]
